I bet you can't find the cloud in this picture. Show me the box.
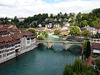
[55,0,61,2]
[0,0,100,17]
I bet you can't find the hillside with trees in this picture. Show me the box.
[0,8,100,29]
[75,8,100,28]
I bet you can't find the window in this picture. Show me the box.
[0,51,2,54]
[3,54,6,57]
[0,55,2,58]
[27,38,30,40]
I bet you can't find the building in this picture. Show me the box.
[0,25,37,64]
[85,57,93,67]
[45,23,52,28]
[60,32,69,36]
[38,24,42,27]
[92,43,100,54]
[54,23,60,28]
[62,22,70,30]
[81,26,97,34]
[94,22,100,33]
[18,18,25,22]
[35,27,46,33]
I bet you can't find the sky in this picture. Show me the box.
[0,0,100,18]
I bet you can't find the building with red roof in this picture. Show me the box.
[81,26,97,34]
[0,25,37,64]
[85,57,93,67]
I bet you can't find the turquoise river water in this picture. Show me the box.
[0,37,81,75]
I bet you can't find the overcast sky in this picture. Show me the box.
[0,0,100,17]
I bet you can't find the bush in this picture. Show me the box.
[37,35,45,40]
[54,30,61,35]
[42,30,48,37]
[59,35,66,38]
[28,29,37,35]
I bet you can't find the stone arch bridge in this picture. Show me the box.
[36,40,84,50]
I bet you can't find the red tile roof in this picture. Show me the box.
[85,57,93,66]
[0,25,36,46]
[94,22,100,28]
[22,31,35,36]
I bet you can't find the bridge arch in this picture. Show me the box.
[69,44,82,52]
[64,44,83,50]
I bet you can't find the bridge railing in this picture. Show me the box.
[36,40,84,44]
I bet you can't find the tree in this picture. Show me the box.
[76,12,82,23]
[82,30,92,37]
[80,20,88,28]
[70,26,81,36]
[28,29,37,35]
[90,21,98,27]
[42,30,48,37]
[63,59,96,75]
[13,16,19,23]
[63,65,73,75]
[54,30,61,35]
[92,58,100,70]
[70,23,73,26]
[83,40,91,58]
[71,17,74,23]
[37,35,45,40]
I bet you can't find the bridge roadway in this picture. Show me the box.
[36,40,84,50]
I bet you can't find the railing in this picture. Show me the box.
[36,40,83,44]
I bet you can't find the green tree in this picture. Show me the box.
[92,58,100,70]
[42,30,48,37]
[63,65,73,75]
[28,29,37,35]
[76,12,82,23]
[71,17,74,23]
[54,30,61,35]
[70,23,73,26]
[83,40,91,58]
[70,26,81,36]
[63,59,96,75]
[37,35,45,40]
[82,30,92,37]
[80,20,88,28]
[13,16,19,23]
[90,21,98,27]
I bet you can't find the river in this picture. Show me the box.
[0,37,81,75]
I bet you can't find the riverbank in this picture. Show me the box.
[48,35,66,40]
[0,44,37,64]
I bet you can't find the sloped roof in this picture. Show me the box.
[85,57,93,66]
[94,22,100,28]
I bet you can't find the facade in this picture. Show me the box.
[54,23,60,28]
[92,42,100,54]
[62,22,70,30]
[91,38,100,54]
[38,24,42,27]
[45,23,52,28]
[0,25,37,64]
[81,26,97,34]
[18,18,25,22]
